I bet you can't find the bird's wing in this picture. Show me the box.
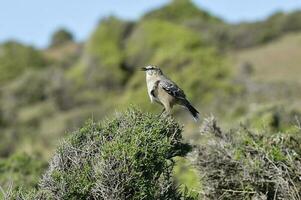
[159,79,186,99]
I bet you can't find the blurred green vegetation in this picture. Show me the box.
[83,16,133,87]
[0,41,47,84]
[1,0,301,198]
[173,157,201,197]
[123,19,232,110]
[50,28,74,48]
[143,0,222,24]
[0,153,47,192]
[221,10,301,48]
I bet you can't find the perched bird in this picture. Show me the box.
[142,65,199,121]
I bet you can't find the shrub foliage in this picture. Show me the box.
[197,117,301,199]
[37,108,192,199]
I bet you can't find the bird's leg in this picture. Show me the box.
[159,108,165,117]
[161,107,172,118]
[164,109,171,117]
[160,102,172,118]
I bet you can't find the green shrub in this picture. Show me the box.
[37,108,192,199]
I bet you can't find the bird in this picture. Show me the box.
[141,65,199,121]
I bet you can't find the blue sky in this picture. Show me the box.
[1,0,301,48]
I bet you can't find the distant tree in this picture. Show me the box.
[50,28,74,47]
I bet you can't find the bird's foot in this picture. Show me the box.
[158,108,165,117]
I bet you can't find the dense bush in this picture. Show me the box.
[196,117,301,199]
[33,108,192,199]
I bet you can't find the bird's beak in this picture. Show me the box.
[141,67,147,71]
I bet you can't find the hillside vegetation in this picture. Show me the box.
[1,0,301,199]
[233,32,301,83]
[3,109,301,199]
[6,109,194,199]
[197,117,301,199]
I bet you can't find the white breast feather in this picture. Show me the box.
[146,75,158,103]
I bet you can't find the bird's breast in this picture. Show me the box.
[146,76,160,103]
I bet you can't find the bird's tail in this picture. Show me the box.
[182,99,200,121]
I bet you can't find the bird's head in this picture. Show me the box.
[141,65,163,76]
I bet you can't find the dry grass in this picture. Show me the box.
[196,117,301,200]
